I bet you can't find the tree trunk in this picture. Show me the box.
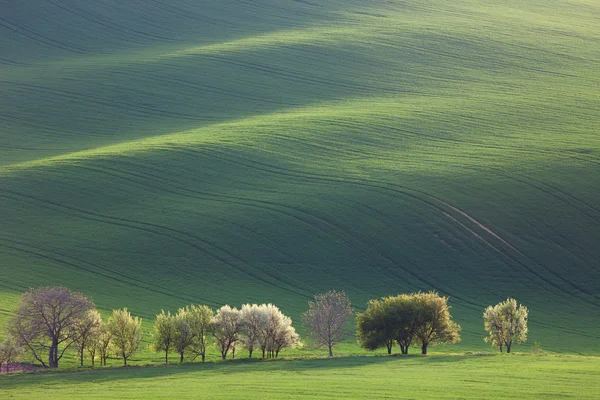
[123,353,128,366]
[165,351,168,364]
[180,352,184,363]
[248,348,253,359]
[421,343,428,355]
[499,344,503,353]
[80,350,84,367]
[262,348,266,358]
[201,353,205,363]
[506,343,511,354]
[49,340,59,368]
[276,350,280,358]
[328,345,333,357]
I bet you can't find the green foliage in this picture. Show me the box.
[483,298,528,353]
[358,293,460,355]
[152,310,176,364]
[412,292,461,355]
[107,308,143,366]
[174,305,214,363]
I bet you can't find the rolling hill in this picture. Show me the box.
[1,0,599,353]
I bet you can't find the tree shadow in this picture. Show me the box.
[0,353,489,389]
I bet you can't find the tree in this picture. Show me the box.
[0,336,23,373]
[483,298,528,353]
[153,310,177,364]
[107,308,143,366]
[240,304,268,358]
[356,299,395,354]
[412,292,461,355]
[212,305,241,360]
[303,290,353,357]
[356,295,418,355]
[8,287,95,368]
[173,305,213,363]
[95,325,113,366]
[74,310,103,367]
[386,294,419,355]
[271,319,300,358]
[256,304,300,358]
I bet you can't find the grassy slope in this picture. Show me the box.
[1,354,599,399]
[1,0,599,354]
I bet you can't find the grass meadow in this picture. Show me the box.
[0,0,599,397]
[1,354,599,399]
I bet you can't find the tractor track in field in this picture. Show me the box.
[33,146,530,315]
[0,81,206,122]
[1,187,316,302]
[0,16,88,55]
[175,145,600,308]
[43,0,178,43]
[0,236,221,307]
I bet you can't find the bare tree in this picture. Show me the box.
[484,298,528,353]
[107,308,143,366]
[8,287,94,368]
[212,305,241,360]
[74,310,103,366]
[303,290,353,357]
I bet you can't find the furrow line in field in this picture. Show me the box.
[0,15,87,54]
[182,147,600,307]
[70,157,403,292]
[44,0,178,43]
[0,113,79,138]
[2,186,315,301]
[199,54,406,95]
[0,81,206,121]
[72,163,388,296]
[0,235,221,307]
[136,0,223,26]
[109,66,302,107]
[376,122,600,166]
[432,199,600,305]
[173,148,513,312]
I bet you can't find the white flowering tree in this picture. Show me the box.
[212,305,241,360]
[483,298,528,353]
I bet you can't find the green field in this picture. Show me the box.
[1,0,599,379]
[2,354,599,399]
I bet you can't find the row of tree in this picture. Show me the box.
[0,287,528,370]
[152,303,300,364]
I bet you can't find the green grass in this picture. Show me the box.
[1,0,599,362]
[1,354,599,399]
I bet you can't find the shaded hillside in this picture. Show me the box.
[1,0,599,352]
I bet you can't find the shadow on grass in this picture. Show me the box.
[0,353,491,389]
